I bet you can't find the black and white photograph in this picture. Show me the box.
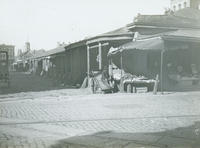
[1,0,200,147]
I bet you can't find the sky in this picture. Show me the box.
[0,0,170,52]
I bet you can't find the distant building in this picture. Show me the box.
[171,0,200,11]
[25,42,30,52]
[0,44,15,67]
[17,42,32,61]
[17,49,23,57]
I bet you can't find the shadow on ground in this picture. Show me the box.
[50,122,200,148]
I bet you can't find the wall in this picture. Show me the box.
[65,46,87,85]
[191,0,200,9]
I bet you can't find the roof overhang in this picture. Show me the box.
[163,35,200,43]
[86,36,133,45]
[162,29,200,43]
[128,24,199,31]
[65,40,87,50]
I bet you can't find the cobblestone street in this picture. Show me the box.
[0,89,200,147]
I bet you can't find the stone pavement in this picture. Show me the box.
[0,89,200,147]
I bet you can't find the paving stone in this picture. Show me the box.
[1,90,200,147]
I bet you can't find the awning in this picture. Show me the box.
[121,37,164,50]
[108,29,200,56]
[108,37,164,56]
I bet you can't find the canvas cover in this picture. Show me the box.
[108,37,164,56]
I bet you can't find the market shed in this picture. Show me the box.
[109,29,200,91]
[109,37,165,89]
[64,40,87,86]
[86,26,134,83]
[45,46,66,81]
[30,45,67,84]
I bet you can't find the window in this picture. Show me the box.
[0,53,7,60]
[184,2,187,8]
[173,5,176,11]
[178,3,182,9]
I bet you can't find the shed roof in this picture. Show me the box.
[108,29,200,56]
[164,29,200,39]
[32,45,66,59]
[99,27,132,36]
[45,46,66,56]
[65,40,87,50]
[86,26,133,45]
[132,8,200,29]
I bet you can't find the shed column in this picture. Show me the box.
[120,51,123,77]
[98,42,102,70]
[160,50,165,94]
[87,45,90,84]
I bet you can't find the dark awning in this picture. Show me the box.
[108,37,164,56]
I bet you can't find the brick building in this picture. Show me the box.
[0,44,15,67]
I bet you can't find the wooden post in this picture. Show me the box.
[108,59,113,77]
[160,50,164,94]
[87,45,90,86]
[120,51,123,77]
[98,42,102,70]
[132,86,136,93]
[153,74,159,95]
[127,84,132,93]
[120,51,124,92]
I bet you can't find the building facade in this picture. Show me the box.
[25,42,31,52]
[171,0,200,11]
[0,44,15,67]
